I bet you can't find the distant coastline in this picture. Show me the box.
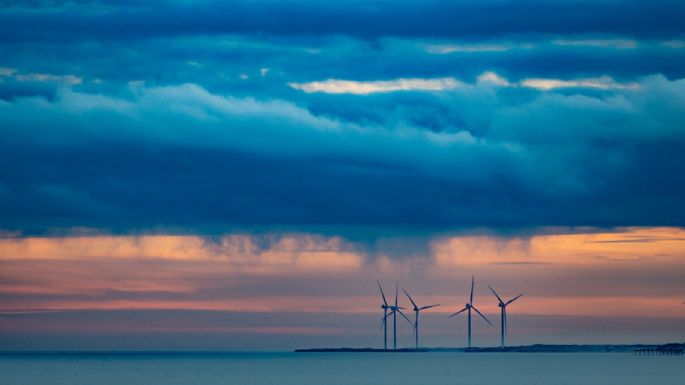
[295,343,685,353]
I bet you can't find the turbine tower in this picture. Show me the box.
[489,285,523,349]
[403,288,440,349]
[380,281,412,350]
[449,276,492,348]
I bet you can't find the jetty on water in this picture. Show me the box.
[634,348,683,356]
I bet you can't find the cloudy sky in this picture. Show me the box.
[1,0,684,350]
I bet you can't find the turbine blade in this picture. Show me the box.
[395,282,398,307]
[397,309,413,326]
[377,280,388,306]
[419,304,440,310]
[505,294,523,306]
[449,307,468,317]
[380,316,386,332]
[469,276,475,305]
[403,288,418,309]
[488,285,504,305]
[472,306,493,326]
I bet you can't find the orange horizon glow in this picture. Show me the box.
[1,227,684,319]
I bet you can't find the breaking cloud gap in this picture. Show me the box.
[291,74,641,94]
[288,77,462,94]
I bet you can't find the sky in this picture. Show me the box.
[0,0,684,350]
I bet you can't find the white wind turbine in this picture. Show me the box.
[403,288,440,349]
[377,280,391,350]
[449,276,492,348]
[379,281,412,350]
[489,285,523,349]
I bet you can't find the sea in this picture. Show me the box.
[0,352,683,385]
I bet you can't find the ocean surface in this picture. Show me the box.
[0,352,683,385]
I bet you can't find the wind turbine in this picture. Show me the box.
[403,288,440,349]
[380,281,412,350]
[449,276,492,348]
[489,285,523,349]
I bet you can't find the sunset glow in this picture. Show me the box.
[2,228,683,321]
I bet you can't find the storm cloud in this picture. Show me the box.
[1,0,684,237]
[1,75,685,236]
[2,0,685,42]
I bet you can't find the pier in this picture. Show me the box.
[634,348,683,356]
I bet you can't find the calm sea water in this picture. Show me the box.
[0,352,683,385]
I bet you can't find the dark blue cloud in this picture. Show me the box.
[0,77,684,236]
[3,34,685,107]
[1,1,684,237]
[1,0,684,42]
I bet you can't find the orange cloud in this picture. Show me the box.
[0,234,364,272]
[431,227,685,267]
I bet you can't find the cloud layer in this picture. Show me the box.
[2,1,685,41]
[1,74,684,235]
[1,1,684,236]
